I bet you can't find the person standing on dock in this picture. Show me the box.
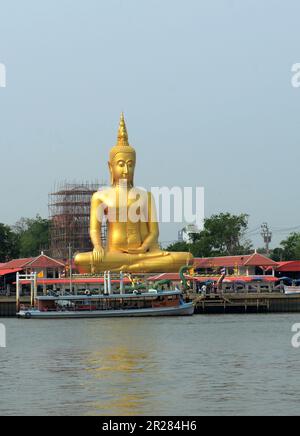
[201,284,207,296]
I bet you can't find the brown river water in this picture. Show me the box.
[0,314,299,416]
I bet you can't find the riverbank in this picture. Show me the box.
[190,291,300,314]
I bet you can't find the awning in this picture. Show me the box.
[194,275,278,283]
[13,278,132,285]
[0,268,22,276]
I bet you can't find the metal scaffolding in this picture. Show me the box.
[49,181,107,259]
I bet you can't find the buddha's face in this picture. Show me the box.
[109,152,136,186]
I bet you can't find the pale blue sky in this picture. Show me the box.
[0,0,300,247]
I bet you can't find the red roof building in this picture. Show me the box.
[0,268,24,277]
[194,252,278,276]
[23,254,65,270]
[0,258,35,270]
[271,261,300,281]
[0,254,66,294]
[0,254,65,272]
[275,261,300,272]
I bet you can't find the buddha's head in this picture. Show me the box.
[109,113,136,187]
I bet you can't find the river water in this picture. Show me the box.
[0,314,299,416]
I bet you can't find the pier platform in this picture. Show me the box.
[0,297,30,317]
[189,291,300,314]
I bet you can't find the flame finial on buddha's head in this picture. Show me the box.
[109,113,136,162]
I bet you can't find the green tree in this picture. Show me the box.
[270,247,284,262]
[274,232,300,261]
[166,241,190,252]
[13,215,50,257]
[167,213,253,257]
[192,213,252,257]
[0,223,19,262]
[189,236,215,258]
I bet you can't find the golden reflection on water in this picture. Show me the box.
[86,347,148,377]
[84,346,156,415]
[87,394,146,416]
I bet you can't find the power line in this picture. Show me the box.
[246,225,300,237]
[245,226,261,236]
[272,225,300,233]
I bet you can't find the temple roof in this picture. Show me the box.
[194,253,278,269]
[0,258,35,269]
[0,254,65,271]
[24,253,65,268]
[276,261,300,272]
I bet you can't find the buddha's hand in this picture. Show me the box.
[92,247,105,264]
[126,245,149,255]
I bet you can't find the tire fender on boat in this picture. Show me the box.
[25,312,32,319]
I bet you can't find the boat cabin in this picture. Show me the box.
[35,291,182,313]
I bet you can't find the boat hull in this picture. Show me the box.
[284,286,300,295]
[17,302,194,319]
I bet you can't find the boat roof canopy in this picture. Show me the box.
[36,291,181,301]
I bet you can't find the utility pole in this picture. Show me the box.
[261,223,272,256]
[69,243,73,295]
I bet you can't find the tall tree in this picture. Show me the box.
[272,232,300,261]
[0,223,19,262]
[13,215,50,258]
[270,247,284,262]
[167,213,253,257]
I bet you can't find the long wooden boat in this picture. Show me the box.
[17,290,194,319]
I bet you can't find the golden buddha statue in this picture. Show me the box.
[74,113,193,273]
